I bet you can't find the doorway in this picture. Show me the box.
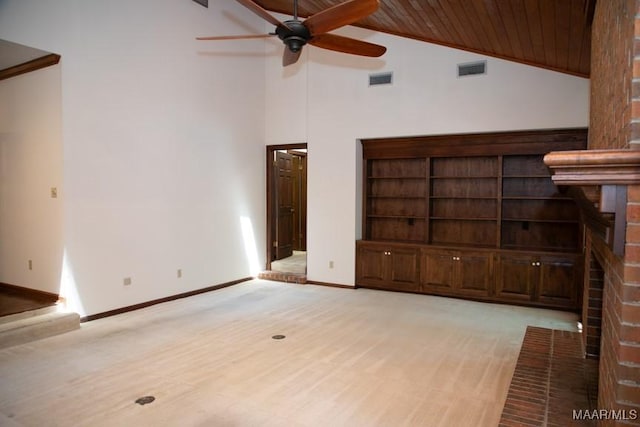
[266,144,307,275]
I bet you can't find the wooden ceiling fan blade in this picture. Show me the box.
[309,33,386,57]
[304,0,379,36]
[196,34,275,41]
[236,0,290,30]
[283,48,302,66]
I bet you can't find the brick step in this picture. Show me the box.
[499,326,598,426]
[258,271,307,284]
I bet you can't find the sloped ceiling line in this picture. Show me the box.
[255,0,594,77]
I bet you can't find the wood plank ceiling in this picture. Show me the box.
[255,0,595,77]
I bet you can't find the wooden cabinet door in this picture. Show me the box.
[388,248,419,292]
[357,245,387,285]
[536,255,580,309]
[496,254,536,302]
[356,243,419,291]
[457,252,493,296]
[421,249,457,293]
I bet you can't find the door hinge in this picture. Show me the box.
[273,240,278,247]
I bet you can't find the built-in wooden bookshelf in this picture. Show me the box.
[429,156,499,248]
[357,128,588,311]
[366,158,427,242]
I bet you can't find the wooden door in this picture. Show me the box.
[357,244,387,285]
[292,153,307,251]
[276,151,294,260]
[457,252,492,296]
[421,249,457,293]
[495,253,535,302]
[388,248,419,292]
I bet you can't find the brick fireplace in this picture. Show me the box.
[545,0,640,422]
[591,0,640,419]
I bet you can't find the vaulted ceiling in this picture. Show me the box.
[256,0,595,77]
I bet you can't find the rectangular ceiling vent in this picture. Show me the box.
[369,72,393,86]
[457,61,487,77]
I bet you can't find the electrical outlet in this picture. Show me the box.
[50,187,58,198]
[28,260,33,270]
[123,277,132,286]
[329,261,334,269]
[177,269,182,278]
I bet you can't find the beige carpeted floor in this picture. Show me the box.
[270,251,306,274]
[0,279,578,426]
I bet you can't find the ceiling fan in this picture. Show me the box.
[197,0,386,66]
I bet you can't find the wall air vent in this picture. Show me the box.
[193,0,208,7]
[369,72,393,86]
[457,61,486,77]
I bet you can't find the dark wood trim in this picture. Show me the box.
[288,150,307,157]
[567,187,611,240]
[544,148,640,256]
[0,53,61,81]
[305,280,355,289]
[362,128,587,159]
[266,143,307,271]
[544,149,640,185]
[0,282,59,303]
[80,277,252,322]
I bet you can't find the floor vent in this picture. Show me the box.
[458,61,486,77]
[369,72,393,86]
[135,396,155,405]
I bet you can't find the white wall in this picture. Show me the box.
[0,0,267,316]
[265,25,590,286]
[0,2,591,313]
[0,65,64,295]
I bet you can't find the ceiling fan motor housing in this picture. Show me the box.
[276,20,311,52]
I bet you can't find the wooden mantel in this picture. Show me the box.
[544,149,640,185]
[544,149,640,256]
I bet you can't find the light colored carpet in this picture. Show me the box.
[270,251,306,274]
[0,306,80,349]
[0,279,578,426]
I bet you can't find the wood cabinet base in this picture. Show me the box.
[356,240,582,311]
